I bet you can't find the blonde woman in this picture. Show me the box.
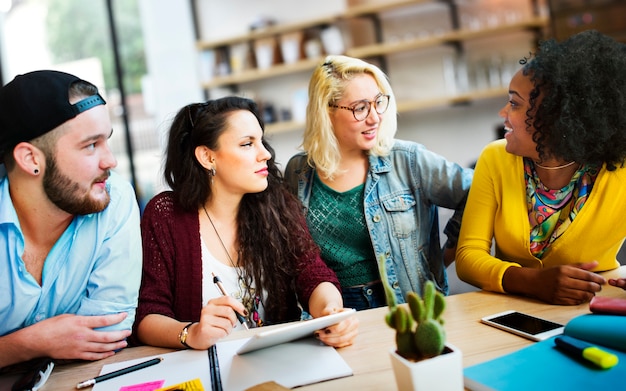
[285,55,472,310]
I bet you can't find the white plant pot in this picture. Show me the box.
[389,343,463,391]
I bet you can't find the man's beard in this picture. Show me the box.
[43,155,111,215]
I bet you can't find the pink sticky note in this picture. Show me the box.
[119,380,165,391]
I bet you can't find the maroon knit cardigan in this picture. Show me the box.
[130,191,339,346]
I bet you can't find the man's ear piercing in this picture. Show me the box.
[34,168,39,175]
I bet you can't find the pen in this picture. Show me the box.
[76,357,163,389]
[208,345,223,391]
[212,272,249,330]
[554,336,619,369]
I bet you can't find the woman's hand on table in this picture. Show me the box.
[608,278,626,290]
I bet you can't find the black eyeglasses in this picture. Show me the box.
[329,94,390,121]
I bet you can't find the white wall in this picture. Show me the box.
[194,0,346,41]
[138,0,206,193]
[139,0,203,119]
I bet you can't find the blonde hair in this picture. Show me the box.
[302,55,397,180]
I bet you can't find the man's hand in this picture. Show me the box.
[0,312,130,367]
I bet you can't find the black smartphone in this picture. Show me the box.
[481,310,564,341]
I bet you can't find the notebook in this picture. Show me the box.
[92,350,211,391]
[216,337,353,389]
[464,314,626,391]
[92,338,352,390]
[589,296,626,315]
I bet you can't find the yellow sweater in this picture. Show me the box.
[457,139,624,293]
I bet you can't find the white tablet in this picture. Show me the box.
[236,309,356,354]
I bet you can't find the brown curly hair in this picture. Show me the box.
[163,96,319,322]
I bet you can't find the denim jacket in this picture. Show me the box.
[284,139,473,303]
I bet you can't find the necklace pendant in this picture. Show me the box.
[534,160,577,170]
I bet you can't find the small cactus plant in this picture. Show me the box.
[379,256,447,362]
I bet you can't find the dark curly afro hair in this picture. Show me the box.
[522,30,626,171]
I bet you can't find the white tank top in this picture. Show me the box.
[200,236,265,330]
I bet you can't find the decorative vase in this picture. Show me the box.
[389,343,463,391]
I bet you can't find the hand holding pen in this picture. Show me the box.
[212,272,249,330]
[179,291,248,350]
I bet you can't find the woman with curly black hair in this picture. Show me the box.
[132,96,358,350]
[456,30,626,305]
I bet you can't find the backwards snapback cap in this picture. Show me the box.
[0,70,106,156]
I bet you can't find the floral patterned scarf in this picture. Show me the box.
[525,159,599,258]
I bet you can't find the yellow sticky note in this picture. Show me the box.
[155,378,204,391]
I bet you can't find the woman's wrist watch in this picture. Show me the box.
[178,322,195,349]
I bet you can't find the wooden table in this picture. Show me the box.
[7,266,625,391]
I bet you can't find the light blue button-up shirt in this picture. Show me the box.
[0,171,141,336]
[285,139,472,303]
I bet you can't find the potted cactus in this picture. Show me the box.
[379,256,463,390]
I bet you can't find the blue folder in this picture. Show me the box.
[464,314,626,391]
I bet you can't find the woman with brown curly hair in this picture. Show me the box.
[456,30,626,305]
[132,96,357,350]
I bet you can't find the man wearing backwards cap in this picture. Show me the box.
[0,70,141,367]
